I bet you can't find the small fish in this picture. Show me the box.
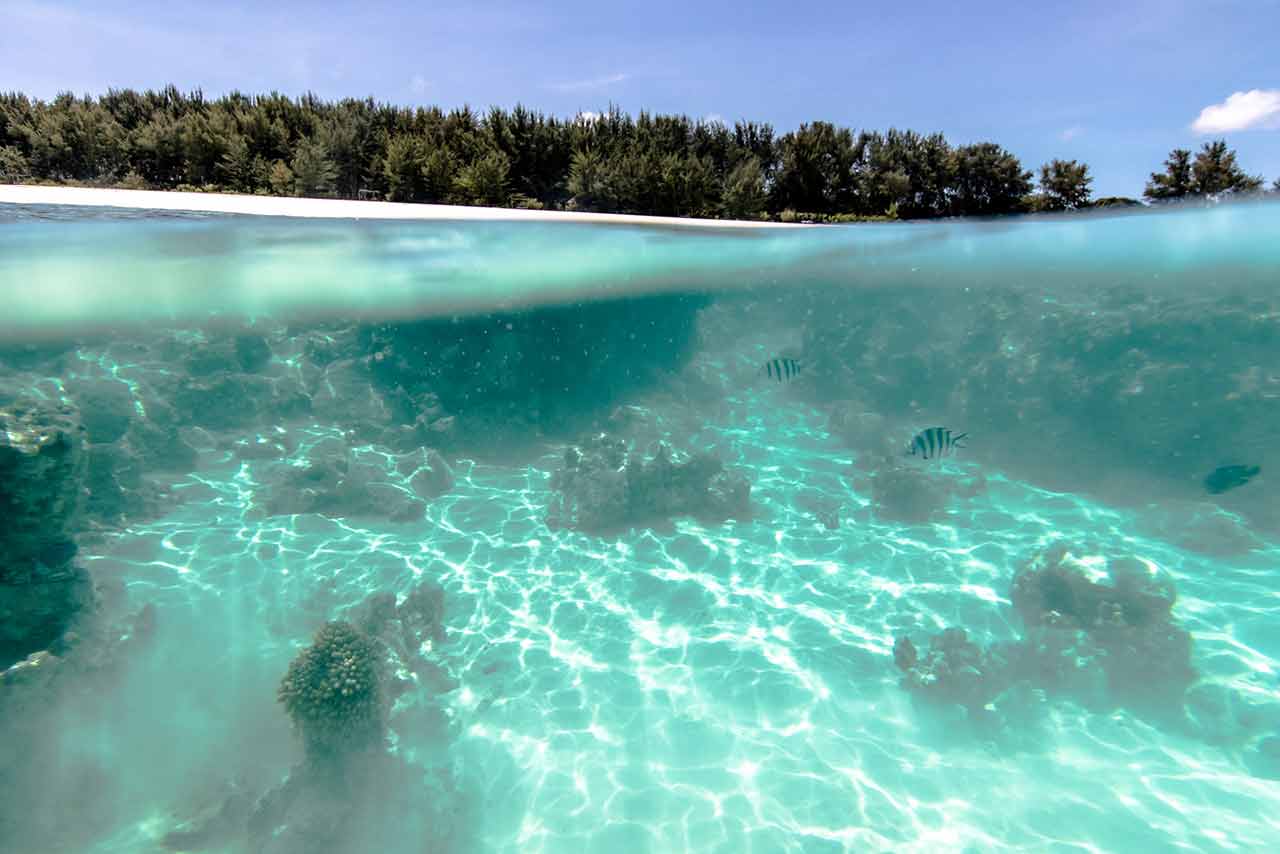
[907,427,967,460]
[762,357,803,383]
[1204,464,1260,495]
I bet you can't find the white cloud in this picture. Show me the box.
[410,74,430,95]
[1059,125,1084,141]
[704,113,725,125]
[1191,89,1280,134]
[549,73,628,92]
[575,110,602,124]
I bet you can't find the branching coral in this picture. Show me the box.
[277,621,385,758]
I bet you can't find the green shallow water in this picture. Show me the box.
[4,199,1280,854]
[2,199,1279,339]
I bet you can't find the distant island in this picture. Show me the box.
[1,87,1275,222]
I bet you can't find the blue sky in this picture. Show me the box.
[3,0,1278,196]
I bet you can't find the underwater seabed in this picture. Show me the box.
[2,332,1277,854]
[3,195,1280,853]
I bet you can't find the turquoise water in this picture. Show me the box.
[3,199,1280,853]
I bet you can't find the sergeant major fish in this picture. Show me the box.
[908,426,967,460]
[762,357,803,383]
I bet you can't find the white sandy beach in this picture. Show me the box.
[0,184,805,229]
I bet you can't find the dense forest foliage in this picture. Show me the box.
[0,87,1273,220]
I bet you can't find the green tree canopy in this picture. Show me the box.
[18,84,1257,222]
[454,149,511,206]
[721,155,768,220]
[1143,148,1193,200]
[771,121,857,214]
[1037,159,1093,211]
[290,138,337,197]
[947,142,1033,216]
[382,134,425,202]
[1189,140,1262,195]
[0,145,30,182]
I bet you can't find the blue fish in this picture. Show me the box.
[1204,464,1259,495]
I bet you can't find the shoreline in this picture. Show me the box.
[0,185,809,229]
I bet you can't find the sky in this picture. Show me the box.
[2,0,1278,197]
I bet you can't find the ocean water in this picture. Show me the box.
[2,198,1280,854]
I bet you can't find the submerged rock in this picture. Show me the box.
[1009,545,1195,714]
[252,442,431,522]
[0,398,95,667]
[65,377,135,444]
[547,433,751,533]
[802,287,1280,515]
[894,543,1201,742]
[868,460,985,523]
[894,627,1011,711]
[399,448,455,501]
[234,333,273,373]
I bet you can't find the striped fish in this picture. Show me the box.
[763,357,803,382]
[907,427,967,460]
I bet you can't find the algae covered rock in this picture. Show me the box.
[254,443,428,522]
[0,398,88,561]
[277,621,386,758]
[548,433,751,532]
[0,398,95,666]
[1008,544,1195,715]
[65,377,135,444]
[893,627,1010,711]
[399,447,455,501]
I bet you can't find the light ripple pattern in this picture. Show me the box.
[73,373,1280,854]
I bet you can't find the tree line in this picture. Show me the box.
[1,87,1275,221]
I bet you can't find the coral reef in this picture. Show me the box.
[863,460,986,523]
[277,621,386,759]
[398,447,456,501]
[801,287,1280,528]
[0,397,95,667]
[351,581,457,700]
[894,628,1011,711]
[251,440,448,522]
[162,582,467,854]
[893,628,1052,753]
[894,544,1200,745]
[1009,545,1195,715]
[547,433,751,532]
